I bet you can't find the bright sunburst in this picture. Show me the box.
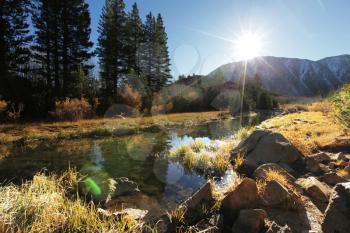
[234,31,264,60]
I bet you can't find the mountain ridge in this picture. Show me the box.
[208,54,350,96]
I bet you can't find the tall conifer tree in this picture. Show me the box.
[97,0,127,100]
[0,0,32,100]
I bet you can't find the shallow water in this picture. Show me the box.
[0,114,269,216]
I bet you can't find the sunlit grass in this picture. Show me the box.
[337,169,350,179]
[168,126,254,174]
[190,139,205,153]
[0,111,227,150]
[261,111,344,155]
[166,207,186,226]
[232,152,245,170]
[0,169,142,232]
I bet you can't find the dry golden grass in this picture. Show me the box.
[0,111,226,146]
[337,169,350,179]
[232,152,245,170]
[263,169,294,191]
[260,111,344,155]
[0,169,143,233]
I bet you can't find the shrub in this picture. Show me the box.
[120,85,142,111]
[0,100,8,120]
[308,101,332,114]
[332,83,350,128]
[51,98,91,121]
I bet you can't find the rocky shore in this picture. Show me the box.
[147,129,350,232]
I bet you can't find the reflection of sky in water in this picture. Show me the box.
[168,132,211,150]
[91,142,104,168]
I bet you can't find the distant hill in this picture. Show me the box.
[208,55,350,96]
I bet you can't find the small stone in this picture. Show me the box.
[232,209,267,233]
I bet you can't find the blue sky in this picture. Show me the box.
[88,0,350,78]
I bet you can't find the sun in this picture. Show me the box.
[234,31,263,60]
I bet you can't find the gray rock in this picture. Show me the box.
[253,163,296,182]
[322,182,350,233]
[113,208,148,220]
[231,130,302,173]
[295,177,331,202]
[181,181,214,211]
[321,172,348,186]
[260,180,292,208]
[232,209,267,233]
[113,177,140,197]
[221,178,259,215]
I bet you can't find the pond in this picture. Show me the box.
[0,114,269,220]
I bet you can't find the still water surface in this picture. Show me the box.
[0,115,268,217]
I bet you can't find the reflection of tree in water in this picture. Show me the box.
[0,140,92,184]
[95,132,170,199]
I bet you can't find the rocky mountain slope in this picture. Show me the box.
[208,55,350,96]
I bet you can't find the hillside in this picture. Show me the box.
[209,55,350,97]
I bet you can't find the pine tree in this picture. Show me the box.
[97,0,127,101]
[154,14,171,91]
[125,3,143,76]
[32,0,93,99]
[140,12,156,94]
[0,0,32,100]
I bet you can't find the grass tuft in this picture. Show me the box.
[0,169,142,232]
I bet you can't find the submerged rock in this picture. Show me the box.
[322,182,350,233]
[231,130,302,174]
[221,178,259,215]
[232,209,267,233]
[113,177,140,197]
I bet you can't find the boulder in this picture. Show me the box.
[232,209,267,233]
[266,221,292,233]
[260,180,292,208]
[253,163,296,182]
[221,178,259,215]
[113,177,140,197]
[321,172,348,186]
[231,130,302,174]
[181,182,214,211]
[295,177,331,202]
[322,182,350,233]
